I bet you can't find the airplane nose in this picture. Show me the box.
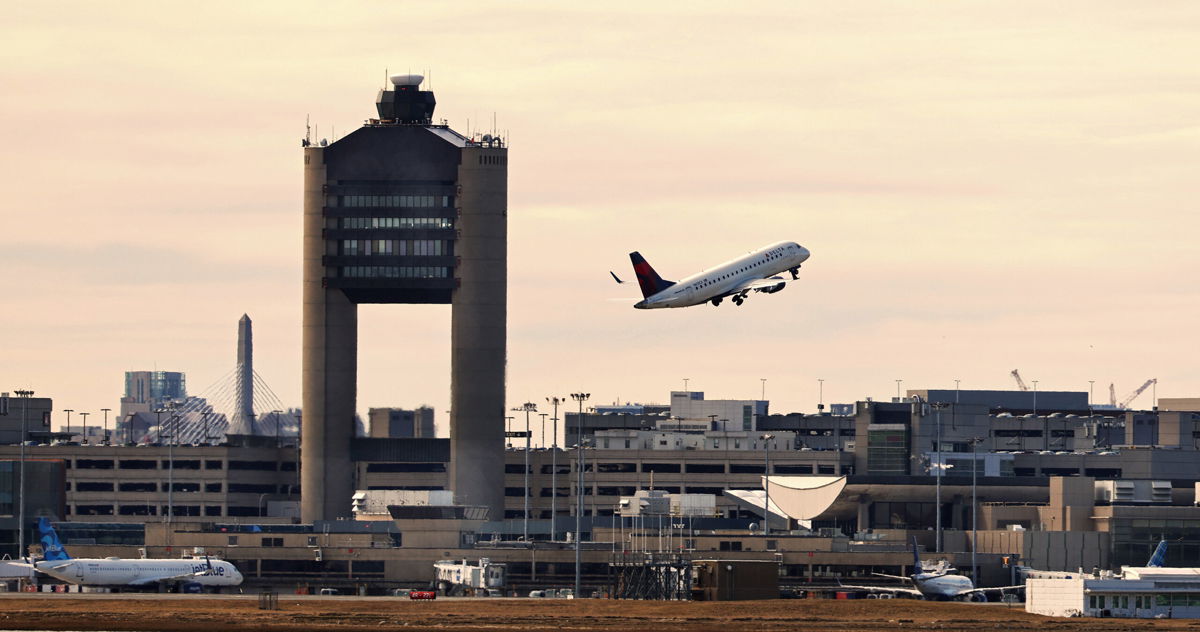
[799,246,811,261]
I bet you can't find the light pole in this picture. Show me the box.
[78,412,89,443]
[954,380,961,404]
[167,408,176,525]
[100,408,111,445]
[1089,380,1095,407]
[761,434,774,539]
[817,378,824,413]
[895,380,902,400]
[760,378,767,401]
[62,409,73,442]
[969,436,983,583]
[547,396,564,541]
[14,390,33,561]
[514,402,537,543]
[570,392,590,597]
[539,413,548,448]
[931,402,949,553]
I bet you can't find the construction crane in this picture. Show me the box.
[1010,369,1030,392]
[1118,379,1157,409]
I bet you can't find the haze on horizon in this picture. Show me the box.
[2,2,1197,438]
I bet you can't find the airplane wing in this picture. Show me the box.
[956,584,1025,596]
[128,570,208,586]
[837,583,923,597]
[731,276,786,293]
[870,572,914,582]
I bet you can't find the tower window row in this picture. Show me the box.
[340,266,450,279]
[332,195,451,208]
[342,239,447,256]
[340,217,453,230]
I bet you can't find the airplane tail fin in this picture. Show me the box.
[629,252,675,299]
[1147,539,1168,567]
[38,517,71,561]
[911,536,921,574]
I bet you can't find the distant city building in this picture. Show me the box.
[120,371,186,418]
[369,407,435,439]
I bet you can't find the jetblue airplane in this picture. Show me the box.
[32,518,243,591]
[840,538,1022,601]
[611,241,811,308]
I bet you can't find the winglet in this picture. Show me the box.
[609,271,625,284]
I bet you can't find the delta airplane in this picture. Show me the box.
[611,241,810,308]
[840,538,1022,601]
[31,518,243,591]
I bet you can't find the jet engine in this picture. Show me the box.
[759,282,786,294]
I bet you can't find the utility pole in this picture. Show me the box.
[570,392,590,597]
[14,390,34,561]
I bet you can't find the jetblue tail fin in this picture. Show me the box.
[629,252,675,299]
[38,517,70,561]
[1147,540,1168,567]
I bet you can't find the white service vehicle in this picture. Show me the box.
[434,558,506,596]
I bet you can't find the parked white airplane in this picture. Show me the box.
[32,518,243,591]
[611,241,810,308]
[840,538,1022,601]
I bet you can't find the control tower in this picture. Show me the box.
[302,74,507,521]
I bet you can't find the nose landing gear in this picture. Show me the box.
[789,266,800,280]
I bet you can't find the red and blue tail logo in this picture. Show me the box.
[629,252,675,299]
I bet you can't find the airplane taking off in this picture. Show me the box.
[611,241,810,308]
[840,538,1022,601]
[32,518,243,591]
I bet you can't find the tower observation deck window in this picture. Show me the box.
[340,218,453,230]
[340,239,446,256]
[340,266,450,279]
[340,195,436,208]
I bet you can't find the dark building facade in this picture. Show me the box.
[302,73,507,521]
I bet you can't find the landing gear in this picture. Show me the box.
[733,296,744,306]
[711,297,723,306]
[789,266,800,280]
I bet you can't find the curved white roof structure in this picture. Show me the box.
[764,475,848,520]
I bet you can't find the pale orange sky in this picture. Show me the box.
[3,2,1198,437]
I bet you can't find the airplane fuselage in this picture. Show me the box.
[634,241,810,309]
[35,557,243,587]
[915,572,975,599]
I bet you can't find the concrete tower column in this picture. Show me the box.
[450,146,507,519]
[302,146,358,522]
